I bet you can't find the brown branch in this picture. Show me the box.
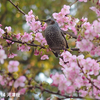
[3,36,45,49]
[70,0,78,7]
[7,0,26,15]
[3,36,79,51]
[35,86,83,99]
[71,48,79,51]
[61,30,77,39]
[97,60,100,62]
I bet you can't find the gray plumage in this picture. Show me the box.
[44,18,68,57]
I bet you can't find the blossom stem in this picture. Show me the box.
[70,0,78,7]
[7,0,26,15]
[3,36,45,49]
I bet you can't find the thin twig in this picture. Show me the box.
[8,0,26,15]
[70,0,78,7]
[3,36,45,49]
[35,86,83,99]
[61,30,77,39]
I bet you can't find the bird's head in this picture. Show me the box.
[44,18,55,25]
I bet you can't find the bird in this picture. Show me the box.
[43,18,69,57]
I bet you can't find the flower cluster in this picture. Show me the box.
[35,32,47,46]
[0,49,7,64]
[21,32,33,43]
[90,6,100,17]
[51,51,100,99]
[25,10,42,33]
[53,5,79,31]
[76,19,100,56]
[7,60,19,73]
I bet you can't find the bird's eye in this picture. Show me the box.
[48,19,51,21]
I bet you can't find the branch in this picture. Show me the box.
[70,48,79,51]
[8,0,26,15]
[35,86,83,99]
[61,30,77,39]
[70,0,78,7]
[3,36,45,49]
[97,60,100,62]
[3,36,79,51]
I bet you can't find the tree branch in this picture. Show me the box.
[35,86,83,99]
[61,30,77,39]
[70,0,78,7]
[7,0,26,15]
[3,36,79,51]
[3,36,45,49]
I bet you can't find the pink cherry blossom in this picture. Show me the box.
[41,55,49,60]
[79,90,88,97]
[0,75,6,86]
[51,73,63,86]
[30,20,42,33]
[58,79,68,95]
[0,28,5,37]
[90,6,100,17]
[21,32,33,42]
[6,39,14,44]
[0,45,3,49]
[66,86,75,94]
[52,13,59,19]
[35,32,47,45]
[25,10,35,22]
[14,76,26,88]
[80,17,88,22]
[9,80,14,86]
[0,24,2,27]
[92,20,100,35]
[25,10,42,33]
[80,57,100,76]
[18,45,30,51]
[94,76,100,88]
[0,49,7,64]
[61,51,72,62]
[8,53,17,58]
[78,0,87,2]
[59,58,67,68]
[71,27,77,35]
[18,88,26,95]
[61,5,70,15]
[76,39,93,52]
[7,60,19,73]
[91,46,100,56]
[16,33,21,40]
[34,50,39,56]
[5,26,11,33]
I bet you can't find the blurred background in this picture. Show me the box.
[0,0,98,100]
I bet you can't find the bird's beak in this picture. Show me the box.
[43,20,48,22]
[40,19,44,22]
[40,19,47,22]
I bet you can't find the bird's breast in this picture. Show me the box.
[44,25,66,50]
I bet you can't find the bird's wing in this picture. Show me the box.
[60,29,69,48]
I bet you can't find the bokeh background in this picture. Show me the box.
[0,0,98,100]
